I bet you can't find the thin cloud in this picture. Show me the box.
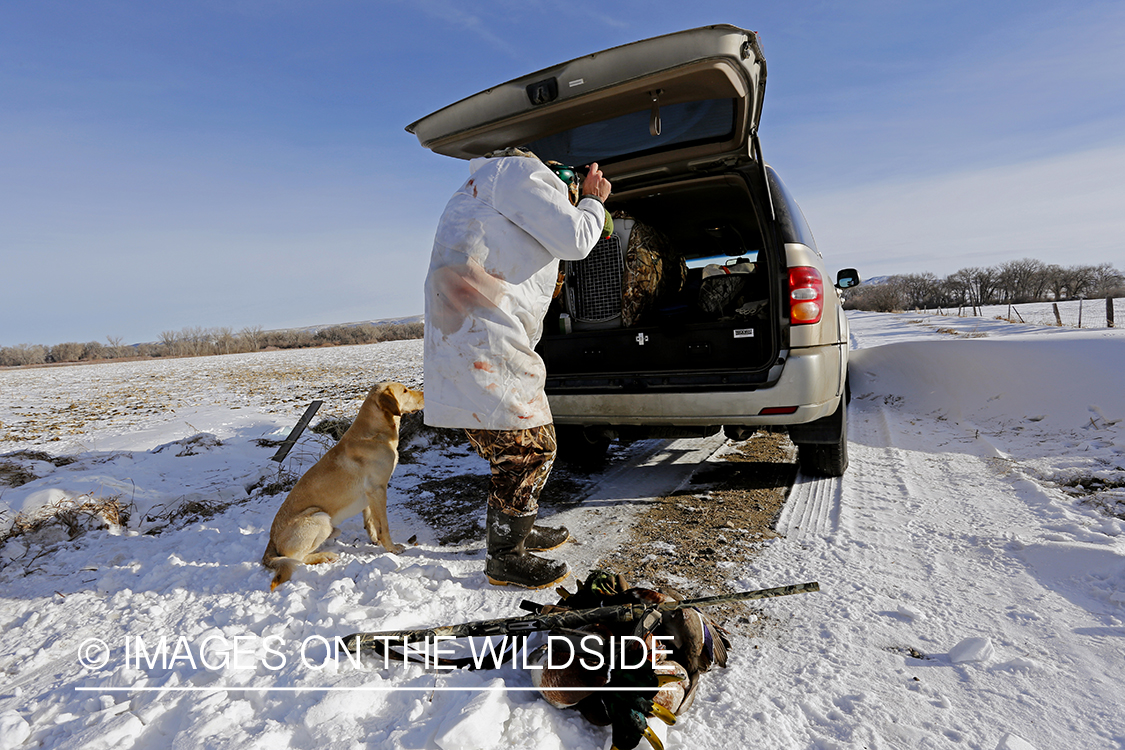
[397,0,526,61]
[803,142,1125,278]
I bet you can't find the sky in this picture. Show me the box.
[2,0,1124,347]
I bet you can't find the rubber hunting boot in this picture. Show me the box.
[525,522,570,552]
[485,508,568,589]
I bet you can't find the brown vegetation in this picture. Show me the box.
[0,320,423,369]
[0,494,131,555]
[843,259,1125,312]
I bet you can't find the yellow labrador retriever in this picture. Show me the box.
[262,381,424,590]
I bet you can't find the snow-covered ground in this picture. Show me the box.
[1,311,1123,750]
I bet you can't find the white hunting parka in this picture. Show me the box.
[423,153,606,430]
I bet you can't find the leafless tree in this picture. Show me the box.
[213,327,237,355]
[1090,263,1125,298]
[897,272,947,309]
[0,344,47,367]
[47,342,85,363]
[945,269,974,308]
[159,330,181,357]
[842,278,907,312]
[104,335,130,359]
[996,258,1047,303]
[238,325,263,351]
[1062,265,1100,299]
[79,341,104,361]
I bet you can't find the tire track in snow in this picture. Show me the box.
[777,396,911,542]
[776,470,841,540]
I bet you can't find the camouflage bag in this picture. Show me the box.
[616,212,687,327]
[698,261,756,315]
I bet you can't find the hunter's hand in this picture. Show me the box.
[582,162,611,202]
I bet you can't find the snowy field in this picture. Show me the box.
[1,311,1123,750]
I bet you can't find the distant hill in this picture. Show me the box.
[859,275,893,286]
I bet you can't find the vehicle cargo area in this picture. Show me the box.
[538,174,780,392]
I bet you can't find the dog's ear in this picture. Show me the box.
[377,384,404,416]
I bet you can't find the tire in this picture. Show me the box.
[795,397,849,477]
[723,425,757,442]
[555,425,611,469]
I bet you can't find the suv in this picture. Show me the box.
[407,25,859,476]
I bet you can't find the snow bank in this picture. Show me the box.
[850,328,1125,433]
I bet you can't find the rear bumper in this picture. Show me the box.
[548,344,844,427]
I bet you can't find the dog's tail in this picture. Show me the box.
[261,541,300,592]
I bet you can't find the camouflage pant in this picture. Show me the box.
[464,424,557,516]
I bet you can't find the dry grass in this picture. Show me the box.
[396,411,430,459]
[0,462,38,488]
[0,450,78,488]
[148,495,232,526]
[408,473,490,546]
[310,416,353,441]
[139,464,302,534]
[248,464,302,499]
[153,433,224,457]
[1058,474,1125,520]
[935,327,988,339]
[1082,495,1125,520]
[1059,475,1125,495]
[1,493,132,564]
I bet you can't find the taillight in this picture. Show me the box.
[788,266,824,325]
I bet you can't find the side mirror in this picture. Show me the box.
[836,269,861,289]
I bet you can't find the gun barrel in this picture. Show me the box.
[673,581,820,610]
[341,581,819,654]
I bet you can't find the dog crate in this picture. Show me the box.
[567,232,624,330]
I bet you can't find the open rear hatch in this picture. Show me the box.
[406,24,766,187]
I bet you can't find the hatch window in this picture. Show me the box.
[525,98,736,166]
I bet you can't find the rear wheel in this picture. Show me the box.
[795,397,848,477]
[555,425,611,469]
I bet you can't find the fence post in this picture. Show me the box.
[1052,303,1063,327]
[271,400,324,462]
[1110,296,1116,328]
